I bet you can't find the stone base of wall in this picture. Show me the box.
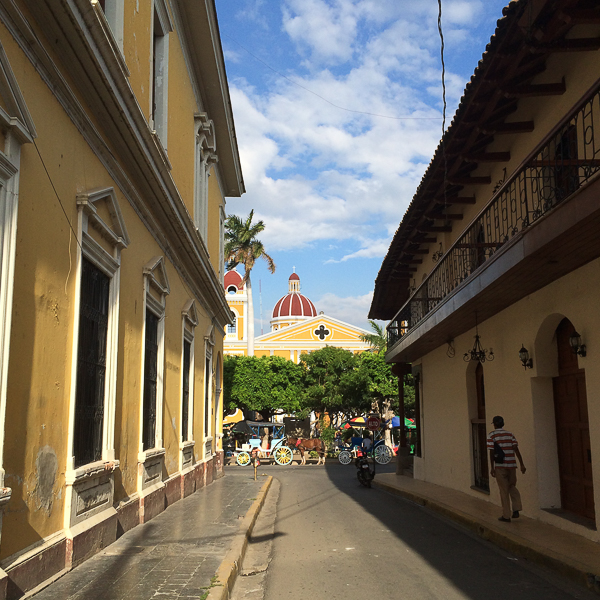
[116,495,140,537]
[67,508,118,569]
[3,535,66,600]
[0,455,220,599]
[139,483,166,524]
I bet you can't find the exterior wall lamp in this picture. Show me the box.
[518,345,533,369]
[569,331,586,357]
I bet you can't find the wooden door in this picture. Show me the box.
[552,318,595,521]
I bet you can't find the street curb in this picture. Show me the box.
[373,480,600,594]
[206,476,273,600]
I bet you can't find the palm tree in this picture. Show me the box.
[360,320,387,355]
[224,210,275,356]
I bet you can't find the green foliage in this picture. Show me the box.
[358,352,396,399]
[403,374,416,418]
[300,346,371,420]
[318,419,337,449]
[359,320,387,355]
[223,355,304,419]
[224,210,275,278]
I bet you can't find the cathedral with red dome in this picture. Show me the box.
[224,270,372,360]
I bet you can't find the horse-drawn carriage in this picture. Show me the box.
[337,421,394,465]
[230,420,294,466]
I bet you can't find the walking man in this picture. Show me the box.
[487,416,526,522]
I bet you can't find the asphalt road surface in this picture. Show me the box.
[228,462,596,600]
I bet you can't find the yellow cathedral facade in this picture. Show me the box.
[224,271,373,360]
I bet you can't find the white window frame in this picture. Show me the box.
[181,300,197,444]
[67,188,129,475]
[219,204,225,282]
[151,0,173,147]
[226,309,238,338]
[193,114,217,242]
[203,326,215,453]
[139,256,170,460]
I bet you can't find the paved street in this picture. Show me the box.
[236,462,596,600]
[32,474,265,600]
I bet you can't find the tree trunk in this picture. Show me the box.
[246,273,255,356]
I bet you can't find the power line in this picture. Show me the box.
[438,0,449,215]
[33,139,83,252]
[223,33,443,122]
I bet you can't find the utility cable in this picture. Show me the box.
[223,33,442,122]
[437,0,449,218]
[33,138,83,253]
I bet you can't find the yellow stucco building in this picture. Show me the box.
[371,0,600,544]
[0,0,242,595]
[224,271,372,359]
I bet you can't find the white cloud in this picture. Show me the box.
[316,291,375,328]
[226,0,492,257]
[325,238,391,263]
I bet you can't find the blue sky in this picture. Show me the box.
[215,0,509,333]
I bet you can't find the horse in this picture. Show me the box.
[287,437,326,465]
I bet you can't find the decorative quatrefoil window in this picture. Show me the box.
[314,325,331,340]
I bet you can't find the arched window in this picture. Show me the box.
[227,316,237,335]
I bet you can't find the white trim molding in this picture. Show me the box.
[179,299,197,471]
[138,256,170,493]
[151,0,173,148]
[193,113,217,242]
[65,187,128,530]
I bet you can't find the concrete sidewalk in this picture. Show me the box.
[30,473,271,600]
[374,473,600,594]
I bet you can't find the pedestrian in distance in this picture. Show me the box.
[487,415,526,522]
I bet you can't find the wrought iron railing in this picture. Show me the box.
[388,81,600,348]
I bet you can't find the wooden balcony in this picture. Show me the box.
[386,81,600,363]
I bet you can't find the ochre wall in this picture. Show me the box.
[0,2,227,560]
[414,256,600,541]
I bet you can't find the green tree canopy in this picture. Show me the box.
[223,355,303,420]
[300,346,371,423]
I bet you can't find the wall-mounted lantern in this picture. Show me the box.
[569,330,586,357]
[518,345,533,369]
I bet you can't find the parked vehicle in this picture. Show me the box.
[230,420,294,466]
[355,449,375,488]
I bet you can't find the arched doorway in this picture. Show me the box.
[552,318,594,521]
[471,362,489,492]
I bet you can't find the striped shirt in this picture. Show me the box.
[487,428,518,468]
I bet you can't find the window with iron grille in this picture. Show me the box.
[74,259,110,468]
[204,357,211,437]
[182,339,191,442]
[143,309,159,450]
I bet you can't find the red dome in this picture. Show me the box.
[289,273,300,281]
[224,270,243,290]
[272,293,317,319]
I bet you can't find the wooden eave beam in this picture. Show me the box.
[530,38,600,52]
[502,79,566,97]
[418,225,452,233]
[482,121,534,135]
[560,9,600,25]
[443,196,476,204]
[447,175,492,186]
[463,152,511,163]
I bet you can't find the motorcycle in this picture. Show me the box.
[355,449,374,488]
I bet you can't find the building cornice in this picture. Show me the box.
[0,0,233,328]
